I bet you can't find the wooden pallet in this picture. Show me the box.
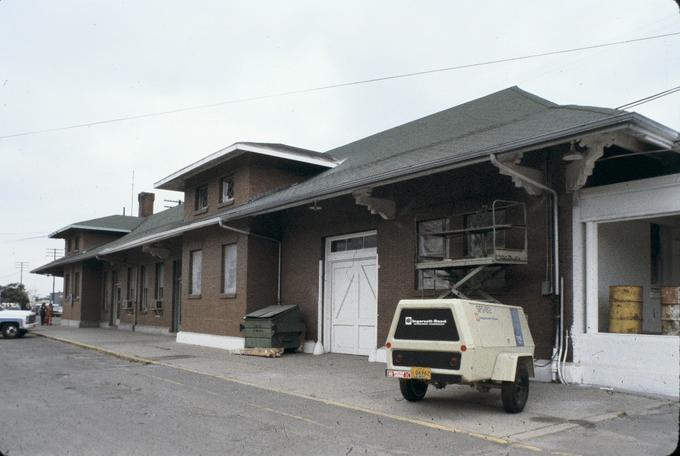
[237,347,284,358]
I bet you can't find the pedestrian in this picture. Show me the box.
[40,303,47,325]
[46,303,54,326]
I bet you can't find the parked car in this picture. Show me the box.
[0,307,37,338]
[384,298,535,413]
[52,304,63,317]
[0,302,22,311]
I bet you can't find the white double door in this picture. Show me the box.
[324,232,378,356]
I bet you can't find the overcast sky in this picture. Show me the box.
[1,1,679,297]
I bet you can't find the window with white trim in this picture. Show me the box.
[220,177,234,204]
[222,244,237,295]
[194,185,208,211]
[190,250,202,295]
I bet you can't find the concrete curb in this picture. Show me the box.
[34,332,157,366]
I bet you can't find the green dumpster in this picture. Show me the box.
[240,305,306,350]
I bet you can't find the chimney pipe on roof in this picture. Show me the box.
[138,192,155,217]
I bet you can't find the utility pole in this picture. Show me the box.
[46,248,64,303]
[130,170,135,217]
[15,261,28,285]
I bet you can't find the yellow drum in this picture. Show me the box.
[608,286,642,334]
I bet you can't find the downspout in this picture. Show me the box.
[489,154,564,382]
[489,154,560,292]
[218,219,282,305]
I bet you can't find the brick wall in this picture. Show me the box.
[271,162,560,358]
[183,154,326,221]
[104,239,182,330]
[180,224,249,337]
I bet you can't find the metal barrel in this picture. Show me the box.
[661,287,680,336]
[608,286,642,334]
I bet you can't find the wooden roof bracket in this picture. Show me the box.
[353,188,397,220]
[142,244,171,259]
[564,134,615,192]
[493,151,546,196]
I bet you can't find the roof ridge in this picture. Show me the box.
[509,86,558,108]
[555,104,625,116]
[325,87,555,156]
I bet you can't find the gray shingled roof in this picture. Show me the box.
[49,214,144,238]
[98,204,186,254]
[213,86,665,222]
[33,86,680,265]
[31,243,109,275]
[32,205,185,274]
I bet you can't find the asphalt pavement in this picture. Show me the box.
[1,325,677,455]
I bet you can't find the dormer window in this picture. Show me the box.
[194,185,208,211]
[220,177,234,204]
[74,236,80,251]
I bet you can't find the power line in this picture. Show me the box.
[1,31,679,141]
[616,84,680,109]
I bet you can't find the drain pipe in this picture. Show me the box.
[489,153,562,381]
[489,154,559,288]
[218,219,282,305]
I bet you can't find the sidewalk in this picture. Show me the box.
[33,325,678,454]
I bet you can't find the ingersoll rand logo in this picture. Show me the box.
[404,316,447,326]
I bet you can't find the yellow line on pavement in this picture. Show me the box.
[37,332,584,454]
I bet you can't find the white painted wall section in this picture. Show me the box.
[176,331,245,351]
[575,333,679,397]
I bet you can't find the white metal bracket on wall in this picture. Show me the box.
[495,152,546,196]
[353,188,397,220]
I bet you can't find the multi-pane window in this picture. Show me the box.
[222,244,237,295]
[126,267,136,308]
[140,266,148,312]
[220,177,234,204]
[64,273,71,303]
[155,262,165,309]
[417,218,449,290]
[73,272,80,298]
[194,185,208,211]
[190,250,202,295]
[330,234,377,252]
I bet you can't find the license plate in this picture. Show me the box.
[386,369,411,379]
[410,367,431,380]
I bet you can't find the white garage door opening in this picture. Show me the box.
[323,231,378,356]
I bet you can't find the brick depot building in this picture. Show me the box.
[33,87,680,397]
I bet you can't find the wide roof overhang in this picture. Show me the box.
[154,142,339,192]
